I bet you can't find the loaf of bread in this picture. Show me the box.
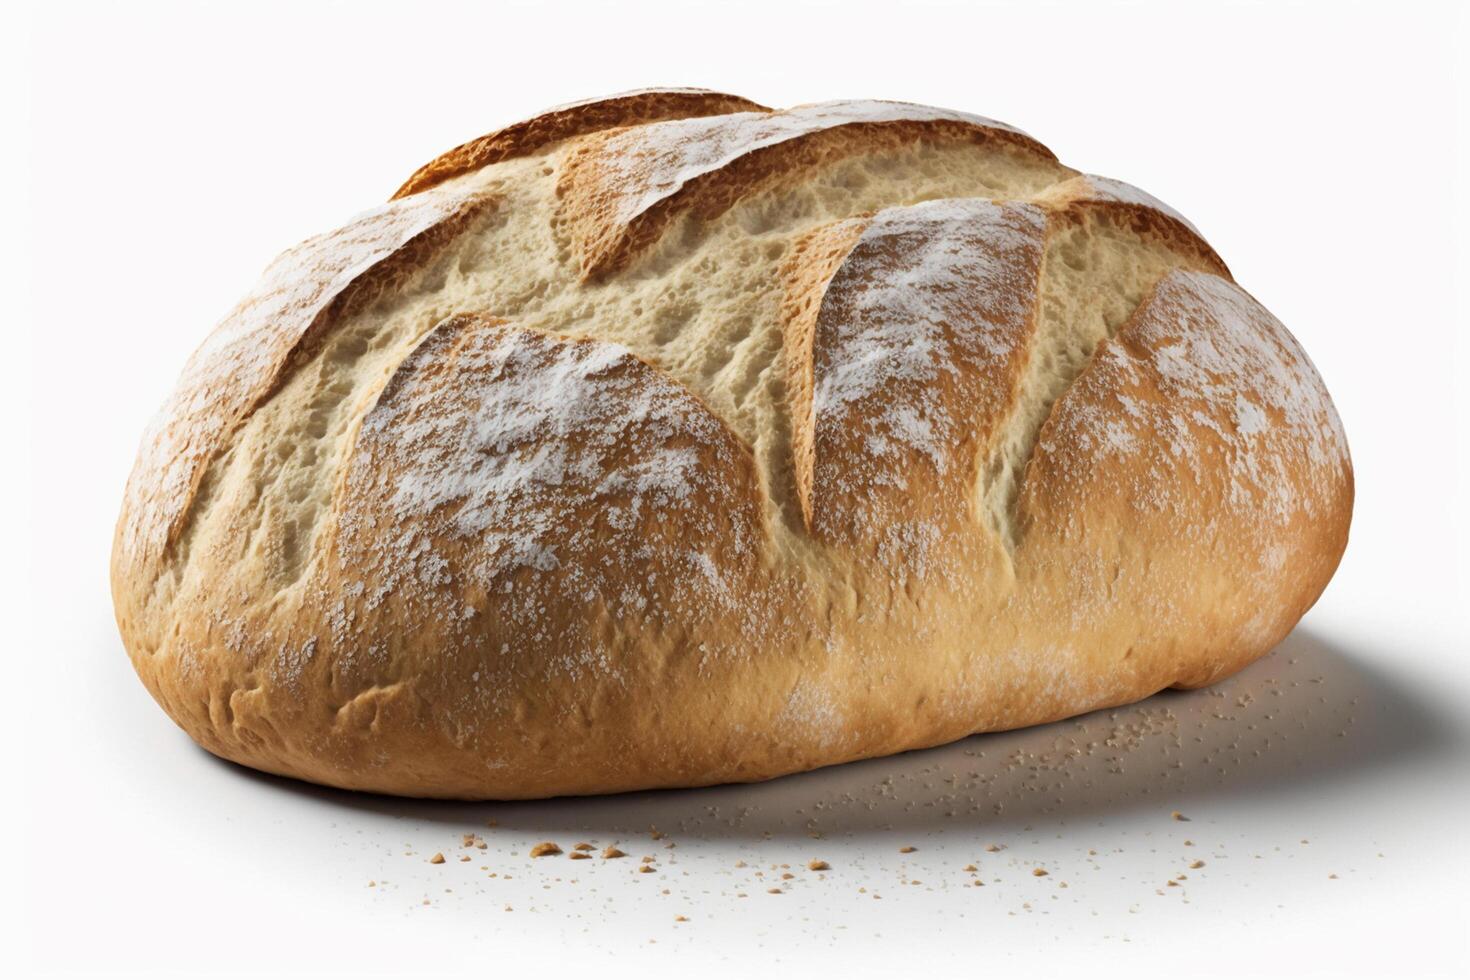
[112,89,1352,799]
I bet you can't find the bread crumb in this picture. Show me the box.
[767,888,782,894]
[962,864,978,872]
[808,860,830,871]
[734,860,747,868]
[573,842,594,852]
[602,847,626,859]
[899,846,916,853]
[1171,810,1189,821]
[1190,860,1205,869]
[781,872,794,880]
[568,852,591,860]
[638,865,655,874]
[1032,868,1048,877]
[641,855,655,863]
[529,842,562,857]
[458,855,471,862]
[986,844,1003,852]
[674,915,689,922]
[429,853,445,864]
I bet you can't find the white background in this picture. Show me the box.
[12,1,1469,976]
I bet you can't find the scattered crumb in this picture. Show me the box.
[899,846,916,854]
[568,852,591,861]
[1032,868,1048,877]
[1171,811,1190,822]
[602,847,627,859]
[808,860,830,871]
[986,844,1003,852]
[767,888,782,894]
[675,915,689,922]
[573,842,594,852]
[1190,860,1205,869]
[639,865,655,874]
[962,864,977,872]
[529,842,562,858]
[428,853,445,865]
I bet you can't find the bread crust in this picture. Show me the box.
[391,88,770,200]
[557,100,1062,280]
[113,92,1352,799]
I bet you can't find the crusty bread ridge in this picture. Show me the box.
[112,88,1352,799]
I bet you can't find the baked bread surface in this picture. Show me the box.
[112,89,1352,798]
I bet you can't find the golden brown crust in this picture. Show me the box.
[116,188,496,569]
[113,92,1353,799]
[1034,174,1231,277]
[558,101,1062,280]
[1015,270,1352,688]
[779,215,868,531]
[391,88,770,200]
[782,199,1046,583]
